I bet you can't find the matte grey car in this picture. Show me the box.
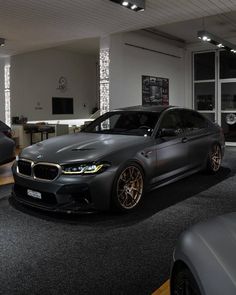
[0,120,15,165]
[170,212,236,295]
[12,106,225,213]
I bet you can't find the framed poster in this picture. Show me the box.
[142,76,169,106]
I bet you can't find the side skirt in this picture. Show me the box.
[148,166,203,192]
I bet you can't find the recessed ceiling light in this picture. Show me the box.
[110,0,145,12]
[122,1,129,6]
[198,30,236,53]
[202,36,211,42]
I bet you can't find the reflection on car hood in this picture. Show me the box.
[20,132,149,163]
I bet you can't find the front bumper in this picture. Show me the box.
[12,162,116,213]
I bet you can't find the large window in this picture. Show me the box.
[220,51,236,79]
[194,52,215,81]
[221,83,236,110]
[193,50,236,144]
[193,52,216,122]
[194,82,215,111]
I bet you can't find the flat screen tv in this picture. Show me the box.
[52,97,74,115]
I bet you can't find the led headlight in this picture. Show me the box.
[62,163,110,175]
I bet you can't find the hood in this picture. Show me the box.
[20,132,150,164]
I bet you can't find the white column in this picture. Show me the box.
[100,36,110,115]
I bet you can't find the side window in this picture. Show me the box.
[182,110,207,131]
[159,110,183,131]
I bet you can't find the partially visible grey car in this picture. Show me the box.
[0,120,15,165]
[12,106,225,213]
[170,212,236,295]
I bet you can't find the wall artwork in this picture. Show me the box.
[142,75,169,106]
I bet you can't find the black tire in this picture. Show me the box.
[206,143,222,174]
[111,162,144,212]
[171,267,202,295]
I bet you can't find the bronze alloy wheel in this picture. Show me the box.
[116,165,144,210]
[209,144,222,172]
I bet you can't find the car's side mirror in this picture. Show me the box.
[158,128,177,137]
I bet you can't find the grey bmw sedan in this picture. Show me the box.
[12,106,225,213]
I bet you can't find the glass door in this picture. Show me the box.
[193,51,216,123]
[220,81,236,145]
[194,50,236,145]
[219,51,236,146]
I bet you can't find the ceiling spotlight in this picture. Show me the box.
[202,36,211,42]
[110,0,145,12]
[197,30,236,54]
[131,4,137,9]
[0,38,5,47]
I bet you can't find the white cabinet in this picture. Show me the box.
[12,125,30,148]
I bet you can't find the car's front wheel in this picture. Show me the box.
[111,163,144,212]
[171,267,201,295]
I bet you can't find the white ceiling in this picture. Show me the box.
[1,0,236,56]
[157,10,236,44]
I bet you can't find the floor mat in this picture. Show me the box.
[0,147,235,295]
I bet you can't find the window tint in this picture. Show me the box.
[202,113,215,123]
[159,110,183,130]
[181,110,207,130]
[82,111,160,136]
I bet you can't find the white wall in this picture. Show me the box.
[11,48,98,121]
[109,32,186,110]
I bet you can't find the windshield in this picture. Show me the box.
[81,111,160,136]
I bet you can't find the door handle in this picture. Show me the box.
[182,137,188,143]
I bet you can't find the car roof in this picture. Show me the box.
[114,105,173,113]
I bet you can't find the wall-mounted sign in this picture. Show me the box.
[142,75,169,106]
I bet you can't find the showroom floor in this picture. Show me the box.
[0,147,236,295]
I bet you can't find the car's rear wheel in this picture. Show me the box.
[112,163,144,212]
[206,143,222,173]
[171,267,201,295]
